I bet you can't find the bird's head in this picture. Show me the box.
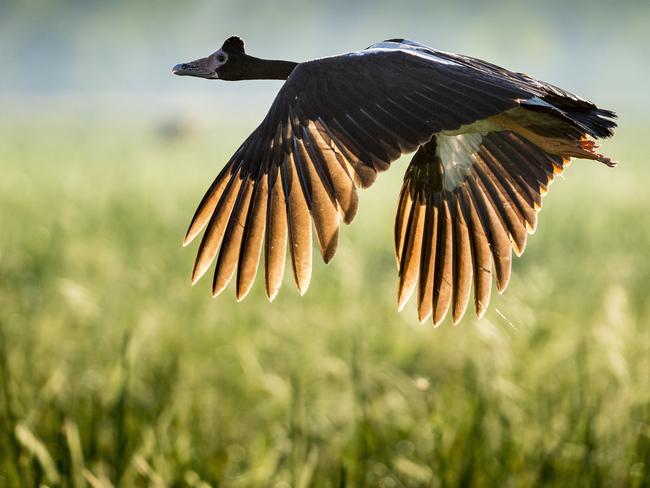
[173,36,246,81]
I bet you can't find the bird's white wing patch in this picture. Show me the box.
[520,96,554,108]
[359,41,462,66]
[435,133,484,191]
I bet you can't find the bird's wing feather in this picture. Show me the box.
[185,45,548,299]
[396,131,567,326]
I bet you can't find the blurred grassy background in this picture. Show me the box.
[1,1,650,486]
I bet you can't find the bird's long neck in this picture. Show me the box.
[239,55,298,80]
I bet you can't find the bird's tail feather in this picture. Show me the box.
[519,97,618,140]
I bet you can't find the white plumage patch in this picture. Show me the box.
[361,41,462,66]
[435,133,483,191]
[521,96,554,108]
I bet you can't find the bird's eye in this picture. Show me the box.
[217,55,226,63]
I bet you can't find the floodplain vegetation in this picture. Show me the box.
[0,119,648,486]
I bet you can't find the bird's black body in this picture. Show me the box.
[174,36,617,325]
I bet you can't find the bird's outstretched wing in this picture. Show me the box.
[183,41,586,301]
[395,131,569,326]
[382,40,616,325]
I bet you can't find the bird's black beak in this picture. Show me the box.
[172,57,218,79]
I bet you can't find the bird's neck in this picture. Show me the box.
[238,55,298,80]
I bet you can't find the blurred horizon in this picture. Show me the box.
[2,0,649,123]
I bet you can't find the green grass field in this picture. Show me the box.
[0,118,648,487]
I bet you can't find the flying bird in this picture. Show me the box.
[173,36,617,325]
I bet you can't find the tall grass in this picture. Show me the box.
[0,118,648,486]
